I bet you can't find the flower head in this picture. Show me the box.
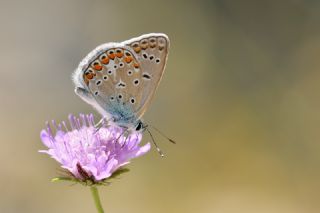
[40,114,150,183]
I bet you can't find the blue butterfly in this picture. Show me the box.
[72,33,172,154]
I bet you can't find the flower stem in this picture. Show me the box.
[90,186,104,213]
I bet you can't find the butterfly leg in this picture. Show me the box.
[93,118,104,134]
[93,117,112,134]
[115,127,128,146]
[121,134,129,148]
[120,129,139,149]
[94,117,106,128]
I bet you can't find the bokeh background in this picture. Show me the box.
[1,0,320,212]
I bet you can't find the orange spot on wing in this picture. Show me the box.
[85,72,94,79]
[149,38,156,48]
[116,52,123,58]
[101,57,109,64]
[108,53,115,59]
[83,74,89,85]
[140,39,148,50]
[107,50,116,60]
[133,46,141,53]
[124,56,133,63]
[93,64,102,71]
[133,62,140,68]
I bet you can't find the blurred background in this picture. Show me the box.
[1,0,320,212]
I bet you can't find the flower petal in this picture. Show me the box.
[40,130,52,148]
[135,143,151,157]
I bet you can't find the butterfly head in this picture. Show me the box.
[135,120,147,132]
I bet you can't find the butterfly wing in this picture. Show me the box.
[123,33,170,119]
[73,42,121,120]
[73,33,169,126]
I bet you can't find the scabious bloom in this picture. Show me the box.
[40,114,150,183]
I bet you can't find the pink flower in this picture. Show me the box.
[40,114,150,182]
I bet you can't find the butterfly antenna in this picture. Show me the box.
[146,128,164,157]
[149,125,176,144]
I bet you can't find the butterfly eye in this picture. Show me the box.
[110,96,115,101]
[119,62,124,68]
[96,80,102,86]
[127,70,133,76]
[130,97,135,104]
[107,50,115,59]
[132,42,141,53]
[94,91,99,96]
[99,54,109,64]
[115,49,123,58]
[92,60,102,71]
[140,39,148,50]
[103,75,108,81]
[118,94,123,99]
[149,55,154,60]
[107,70,113,75]
[155,58,161,64]
[149,37,157,48]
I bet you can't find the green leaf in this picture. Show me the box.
[51,177,74,182]
[51,177,79,184]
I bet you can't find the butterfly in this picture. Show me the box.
[72,33,170,134]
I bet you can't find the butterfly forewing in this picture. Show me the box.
[124,34,169,118]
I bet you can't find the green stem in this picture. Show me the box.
[90,186,104,213]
